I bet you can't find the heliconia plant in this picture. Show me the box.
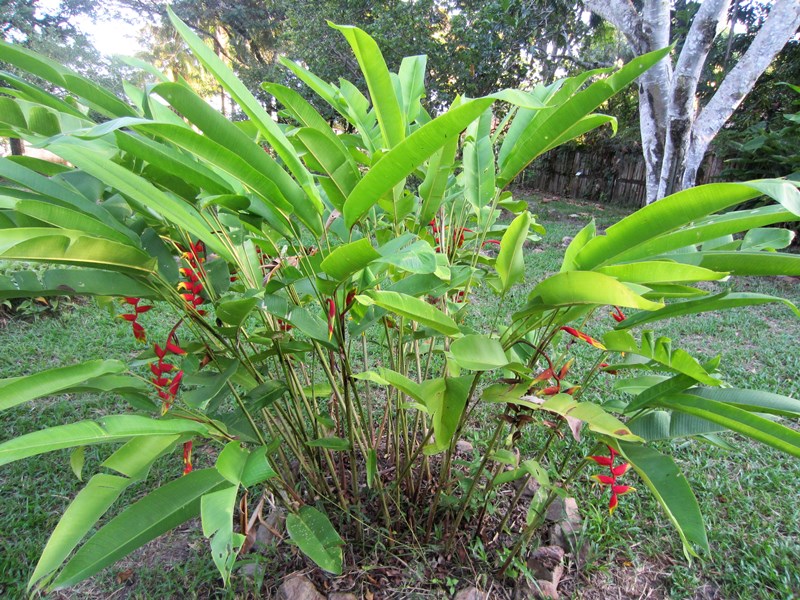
[1,9,799,591]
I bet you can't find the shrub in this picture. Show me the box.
[0,11,799,592]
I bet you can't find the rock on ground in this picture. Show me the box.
[277,573,325,600]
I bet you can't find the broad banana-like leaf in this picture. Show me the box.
[656,394,800,458]
[424,376,472,455]
[450,334,509,371]
[573,180,800,269]
[617,291,800,329]
[496,212,530,293]
[528,271,664,311]
[343,97,495,228]
[357,290,460,336]
[0,415,209,466]
[330,23,405,149]
[616,441,709,558]
[496,47,670,186]
[286,505,344,575]
[0,39,136,118]
[0,228,157,274]
[50,468,227,589]
[29,435,180,590]
[0,359,127,412]
[167,8,322,211]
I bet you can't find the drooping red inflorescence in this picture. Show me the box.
[177,241,207,316]
[118,297,153,343]
[151,328,186,414]
[589,445,636,514]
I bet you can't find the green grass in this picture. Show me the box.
[1,194,798,598]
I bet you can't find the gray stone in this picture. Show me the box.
[328,593,358,600]
[516,476,540,499]
[454,586,483,600]
[545,496,578,523]
[278,573,325,600]
[526,545,564,586]
[546,497,582,552]
[513,578,559,600]
[254,509,285,550]
[455,439,474,453]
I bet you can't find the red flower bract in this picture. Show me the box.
[588,445,635,515]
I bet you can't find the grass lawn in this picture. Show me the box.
[0,192,798,599]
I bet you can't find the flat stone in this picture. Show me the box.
[534,579,559,599]
[454,586,483,600]
[526,545,564,585]
[513,578,559,600]
[278,573,325,600]
[516,476,540,499]
[545,496,579,523]
[328,593,358,600]
[547,498,582,552]
[254,509,285,550]
[455,439,474,453]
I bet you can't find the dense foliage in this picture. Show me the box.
[0,12,799,592]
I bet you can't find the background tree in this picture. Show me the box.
[586,0,800,203]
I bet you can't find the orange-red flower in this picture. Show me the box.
[182,441,193,475]
[118,297,152,343]
[151,328,186,413]
[611,306,626,323]
[589,445,635,514]
[560,326,606,350]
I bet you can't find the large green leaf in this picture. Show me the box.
[655,394,800,458]
[330,24,405,149]
[167,8,322,214]
[115,131,232,196]
[0,39,136,119]
[609,205,800,264]
[573,181,798,269]
[463,108,495,209]
[424,376,472,455]
[44,143,233,261]
[496,48,670,186]
[450,335,508,371]
[320,237,381,282]
[0,359,127,412]
[201,484,244,585]
[0,415,209,466]
[357,290,460,336]
[496,212,530,293]
[667,251,800,277]
[0,228,157,274]
[595,261,727,285]
[616,441,709,557]
[628,411,724,441]
[529,271,664,311]
[617,292,800,329]
[688,388,800,418]
[148,83,321,234]
[29,436,180,590]
[50,468,227,589]
[539,394,641,441]
[343,97,495,228]
[286,505,344,575]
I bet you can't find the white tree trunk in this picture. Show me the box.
[657,0,730,199]
[587,0,800,203]
[683,0,800,189]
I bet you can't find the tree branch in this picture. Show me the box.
[585,0,646,54]
[684,0,800,188]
